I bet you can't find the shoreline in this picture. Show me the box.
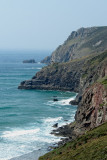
[9,149,47,160]
[8,95,77,160]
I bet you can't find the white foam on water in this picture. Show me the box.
[46,96,76,106]
[2,128,40,138]
[58,96,76,105]
[23,67,36,70]
[0,93,77,160]
[44,117,62,123]
[0,121,62,160]
[0,128,41,160]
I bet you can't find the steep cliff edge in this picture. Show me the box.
[51,79,107,138]
[74,80,107,136]
[41,26,107,64]
[18,51,107,94]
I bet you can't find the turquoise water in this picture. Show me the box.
[0,51,77,160]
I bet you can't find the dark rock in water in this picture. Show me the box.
[69,100,78,105]
[52,123,58,128]
[53,96,58,101]
[69,94,82,105]
[51,123,75,138]
[53,98,58,101]
[23,59,36,63]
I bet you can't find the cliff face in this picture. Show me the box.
[18,51,107,135]
[74,81,107,136]
[18,51,107,94]
[18,27,107,141]
[51,80,107,139]
[41,26,107,64]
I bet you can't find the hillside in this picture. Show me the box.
[41,26,107,64]
[18,51,107,94]
[39,122,107,160]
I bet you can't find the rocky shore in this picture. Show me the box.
[18,50,107,150]
[18,27,107,159]
[51,80,107,147]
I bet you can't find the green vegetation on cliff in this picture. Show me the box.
[42,26,107,64]
[98,76,107,89]
[39,122,107,160]
[18,51,107,93]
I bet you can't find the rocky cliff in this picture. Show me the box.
[18,50,107,136]
[18,51,107,94]
[18,27,107,147]
[51,79,107,139]
[74,80,107,136]
[41,26,107,64]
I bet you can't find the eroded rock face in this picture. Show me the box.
[52,83,107,139]
[74,83,107,136]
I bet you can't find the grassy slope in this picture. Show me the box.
[39,122,107,160]
[42,26,107,63]
[98,76,107,89]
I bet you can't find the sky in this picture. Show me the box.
[0,0,107,51]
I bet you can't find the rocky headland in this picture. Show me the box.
[18,26,107,160]
[41,26,107,64]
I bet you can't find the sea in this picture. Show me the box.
[0,51,77,160]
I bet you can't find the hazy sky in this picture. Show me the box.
[0,0,107,51]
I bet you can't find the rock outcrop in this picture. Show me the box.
[23,59,36,63]
[41,26,107,64]
[74,81,107,136]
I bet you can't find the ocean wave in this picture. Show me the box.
[0,106,13,110]
[23,67,36,70]
[44,117,63,123]
[46,96,76,106]
[2,128,40,138]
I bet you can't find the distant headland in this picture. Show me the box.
[23,59,36,63]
